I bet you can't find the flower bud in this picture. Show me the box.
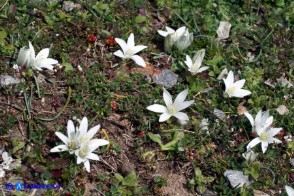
[164,34,174,52]
[176,30,194,51]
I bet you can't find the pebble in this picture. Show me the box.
[0,74,21,88]
[62,1,81,12]
[224,170,251,188]
[152,69,178,89]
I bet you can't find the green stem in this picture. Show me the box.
[33,75,41,99]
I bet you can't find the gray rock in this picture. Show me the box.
[0,75,21,88]
[290,158,294,167]
[224,170,251,189]
[213,108,227,121]
[62,1,81,12]
[152,69,178,89]
[202,190,218,196]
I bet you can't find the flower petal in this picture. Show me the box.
[233,79,246,89]
[244,112,254,127]
[79,117,88,136]
[36,48,49,60]
[197,66,209,73]
[255,110,262,128]
[246,138,261,150]
[114,50,125,58]
[165,26,175,34]
[36,63,54,71]
[261,141,268,153]
[267,128,282,137]
[285,186,294,196]
[184,55,193,68]
[88,139,109,152]
[173,112,189,122]
[272,138,282,144]
[223,71,234,91]
[230,89,251,98]
[158,30,169,37]
[127,33,135,48]
[40,58,58,65]
[84,160,90,172]
[86,124,101,140]
[176,100,194,111]
[159,113,172,122]
[264,116,273,128]
[171,26,186,42]
[147,104,167,113]
[130,55,146,67]
[17,47,30,67]
[261,110,270,123]
[193,49,205,67]
[55,132,69,145]
[133,45,148,54]
[86,152,100,161]
[28,41,35,59]
[67,120,75,140]
[76,156,83,164]
[50,145,68,152]
[163,88,173,106]
[115,38,128,53]
[174,89,188,106]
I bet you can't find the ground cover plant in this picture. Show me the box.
[0,0,293,195]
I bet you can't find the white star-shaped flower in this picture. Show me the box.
[244,110,273,134]
[114,33,148,67]
[223,71,251,98]
[147,88,194,123]
[246,124,282,153]
[184,49,208,75]
[17,41,58,71]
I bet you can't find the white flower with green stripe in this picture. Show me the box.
[223,71,251,98]
[114,33,147,67]
[147,88,194,123]
[246,122,282,153]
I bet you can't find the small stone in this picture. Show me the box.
[62,1,81,12]
[213,108,226,121]
[216,21,232,39]
[152,69,178,89]
[276,105,289,115]
[202,190,218,196]
[0,74,21,88]
[290,158,294,167]
[224,170,251,188]
[276,76,293,88]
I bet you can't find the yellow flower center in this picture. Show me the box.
[125,49,134,57]
[168,105,177,115]
[79,146,89,158]
[68,140,78,150]
[79,135,89,143]
[260,132,268,141]
[227,86,236,95]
